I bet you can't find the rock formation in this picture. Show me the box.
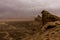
[23,20,60,40]
[35,15,42,22]
[29,10,60,40]
[0,10,60,40]
[41,10,60,25]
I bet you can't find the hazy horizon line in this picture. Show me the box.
[0,18,34,21]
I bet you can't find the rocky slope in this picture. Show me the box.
[0,10,60,40]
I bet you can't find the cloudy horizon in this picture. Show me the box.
[0,0,60,19]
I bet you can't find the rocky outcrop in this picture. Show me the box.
[40,25,60,40]
[41,10,60,25]
[41,21,60,32]
[23,21,60,40]
[0,10,60,40]
[22,10,60,40]
[22,21,60,40]
[35,15,42,22]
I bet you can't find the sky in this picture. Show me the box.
[0,0,60,19]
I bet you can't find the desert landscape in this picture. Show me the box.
[0,10,60,40]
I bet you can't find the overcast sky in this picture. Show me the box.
[0,0,60,19]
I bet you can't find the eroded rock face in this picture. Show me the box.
[22,11,60,40]
[41,21,60,32]
[35,15,42,22]
[41,10,60,25]
[28,21,60,40]
[39,20,60,40]
[40,26,60,40]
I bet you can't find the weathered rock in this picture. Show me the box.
[41,21,60,32]
[38,20,60,40]
[29,21,60,40]
[41,10,60,25]
[35,15,42,22]
[0,10,60,40]
[40,25,60,40]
